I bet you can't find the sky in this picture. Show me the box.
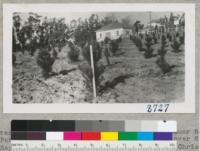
[18,11,184,26]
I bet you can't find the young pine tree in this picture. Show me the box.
[110,40,119,56]
[36,49,55,79]
[103,37,111,65]
[79,40,104,94]
[135,38,145,52]
[144,35,154,58]
[171,40,181,53]
[82,41,102,65]
[156,35,175,74]
[152,33,157,44]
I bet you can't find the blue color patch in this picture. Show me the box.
[137,132,154,140]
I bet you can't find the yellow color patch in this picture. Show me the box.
[101,132,118,140]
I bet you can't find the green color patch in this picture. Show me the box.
[118,132,137,140]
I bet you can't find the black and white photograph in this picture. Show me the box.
[3,4,195,113]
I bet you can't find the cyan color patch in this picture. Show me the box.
[137,132,154,140]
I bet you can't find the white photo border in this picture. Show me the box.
[3,3,195,113]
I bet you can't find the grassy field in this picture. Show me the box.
[13,38,184,103]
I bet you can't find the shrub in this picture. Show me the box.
[104,37,110,43]
[156,35,173,74]
[167,33,172,42]
[135,38,142,48]
[116,36,122,43]
[144,35,154,58]
[110,40,119,55]
[171,40,181,53]
[103,38,112,65]
[132,36,144,51]
[156,57,172,74]
[68,42,80,62]
[134,37,145,52]
[139,33,143,40]
[36,49,55,78]
[152,33,157,44]
[104,46,111,65]
[158,35,168,56]
[179,35,184,44]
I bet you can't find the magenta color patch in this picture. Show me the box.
[63,132,81,140]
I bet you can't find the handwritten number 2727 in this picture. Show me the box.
[147,104,169,113]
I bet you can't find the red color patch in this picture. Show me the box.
[82,132,100,140]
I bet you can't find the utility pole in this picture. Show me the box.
[149,11,152,33]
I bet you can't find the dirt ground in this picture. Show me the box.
[13,38,184,103]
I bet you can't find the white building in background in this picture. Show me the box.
[95,23,132,42]
[146,22,162,28]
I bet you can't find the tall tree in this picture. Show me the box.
[169,12,174,22]
[133,20,141,35]
[73,14,102,48]
[121,16,132,27]
[103,13,118,25]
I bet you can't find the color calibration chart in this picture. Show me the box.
[11,120,177,151]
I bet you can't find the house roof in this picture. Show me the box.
[96,22,131,32]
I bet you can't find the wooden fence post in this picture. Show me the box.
[90,45,97,98]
